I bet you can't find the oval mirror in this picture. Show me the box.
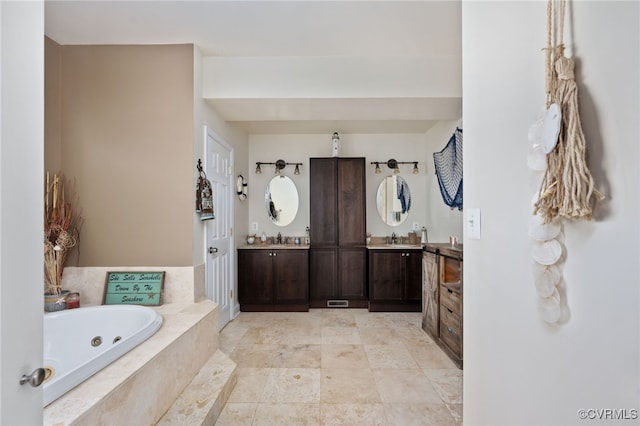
[376,175,411,226]
[265,175,299,226]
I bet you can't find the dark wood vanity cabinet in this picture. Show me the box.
[368,249,422,312]
[309,157,367,308]
[238,249,309,312]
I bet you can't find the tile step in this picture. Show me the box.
[157,349,237,425]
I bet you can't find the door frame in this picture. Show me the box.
[203,125,236,327]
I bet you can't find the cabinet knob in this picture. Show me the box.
[406,253,410,257]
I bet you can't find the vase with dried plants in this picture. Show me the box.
[44,172,82,305]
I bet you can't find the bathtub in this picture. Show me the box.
[43,305,163,406]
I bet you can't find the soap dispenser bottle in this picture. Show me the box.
[420,227,428,245]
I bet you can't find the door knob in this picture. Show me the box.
[208,247,218,254]
[20,368,45,387]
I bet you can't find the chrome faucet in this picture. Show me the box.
[391,232,397,245]
[277,232,282,244]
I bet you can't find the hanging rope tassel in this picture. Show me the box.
[534,0,603,223]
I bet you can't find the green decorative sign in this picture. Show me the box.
[103,271,165,306]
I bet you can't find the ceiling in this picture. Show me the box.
[45,0,462,134]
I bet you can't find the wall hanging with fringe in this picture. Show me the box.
[195,159,215,221]
[527,0,603,324]
[433,127,463,210]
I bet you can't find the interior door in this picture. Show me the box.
[204,127,233,330]
[1,2,45,423]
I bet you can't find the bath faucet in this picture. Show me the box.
[277,232,282,244]
[391,232,397,245]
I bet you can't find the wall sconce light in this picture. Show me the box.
[370,159,419,174]
[255,159,303,175]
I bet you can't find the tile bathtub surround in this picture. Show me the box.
[60,265,206,306]
[217,309,462,425]
[43,301,218,426]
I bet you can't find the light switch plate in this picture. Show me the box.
[467,208,481,239]
[251,222,258,231]
[412,222,420,231]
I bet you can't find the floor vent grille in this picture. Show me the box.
[327,300,349,308]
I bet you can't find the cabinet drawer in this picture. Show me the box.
[440,285,461,313]
[440,304,461,330]
[439,310,462,357]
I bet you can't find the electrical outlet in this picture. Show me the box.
[412,222,420,231]
[251,222,258,231]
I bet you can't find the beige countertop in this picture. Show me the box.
[238,244,310,250]
[366,244,423,250]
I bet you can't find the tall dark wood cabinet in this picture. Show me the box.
[309,157,367,308]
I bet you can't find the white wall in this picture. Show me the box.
[246,127,462,243]
[463,2,639,425]
[192,46,249,267]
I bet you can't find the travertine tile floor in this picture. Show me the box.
[216,309,462,425]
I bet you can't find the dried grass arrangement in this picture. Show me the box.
[44,172,82,295]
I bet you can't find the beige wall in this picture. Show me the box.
[45,37,62,172]
[46,42,195,266]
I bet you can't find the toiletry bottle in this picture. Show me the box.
[304,226,310,245]
[260,232,267,243]
[421,227,428,245]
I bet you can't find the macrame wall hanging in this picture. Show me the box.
[433,127,463,211]
[527,0,603,324]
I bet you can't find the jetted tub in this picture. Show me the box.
[43,304,163,406]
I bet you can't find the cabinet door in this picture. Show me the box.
[337,158,366,246]
[404,250,423,302]
[274,250,309,304]
[309,248,338,300]
[310,158,337,246]
[238,250,273,305]
[422,251,439,338]
[369,250,403,301]
[338,248,366,299]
